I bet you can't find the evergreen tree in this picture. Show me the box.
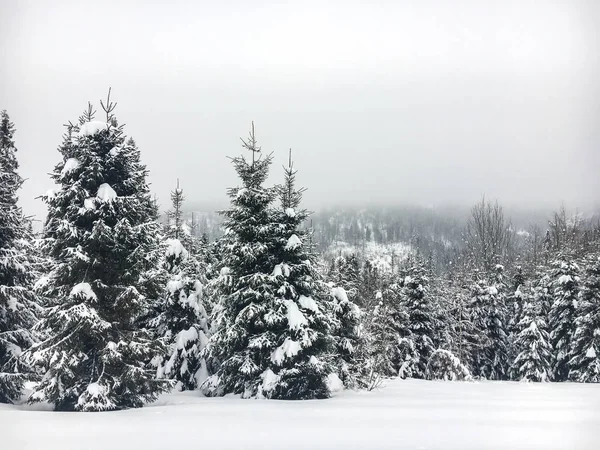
[202,124,310,398]
[569,255,600,382]
[399,260,437,378]
[166,180,184,236]
[425,349,472,381]
[547,258,581,381]
[26,94,169,411]
[328,254,361,305]
[507,266,526,334]
[156,238,209,390]
[435,274,479,375]
[364,283,411,379]
[510,300,553,382]
[329,285,363,388]
[164,179,197,250]
[0,110,40,403]
[153,183,210,390]
[259,150,333,399]
[469,265,510,380]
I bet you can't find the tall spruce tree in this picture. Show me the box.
[568,255,600,382]
[26,94,169,411]
[201,124,284,398]
[0,110,40,403]
[547,258,581,381]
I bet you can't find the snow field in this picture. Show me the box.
[2,379,599,450]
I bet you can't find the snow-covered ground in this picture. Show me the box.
[2,379,599,450]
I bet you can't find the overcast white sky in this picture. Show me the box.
[1,0,598,220]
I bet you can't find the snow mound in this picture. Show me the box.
[586,346,596,359]
[558,275,572,285]
[83,198,96,210]
[285,234,302,251]
[271,337,302,365]
[285,208,296,218]
[34,276,50,291]
[167,277,184,294]
[298,295,318,312]
[70,282,97,301]
[327,373,344,393]
[284,299,307,330]
[165,238,188,259]
[6,296,17,311]
[260,369,280,395]
[331,286,349,303]
[96,183,117,202]
[78,121,108,137]
[61,158,80,175]
[272,263,290,278]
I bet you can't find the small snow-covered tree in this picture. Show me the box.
[363,281,417,380]
[156,238,209,390]
[364,291,406,379]
[164,179,200,254]
[153,183,209,390]
[0,110,40,403]
[469,265,510,380]
[510,301,553,382]
[399,261,437,378]
[569,255,600,382]
[166,180,185,240]
[507,266,526,334]
[426,349,472,381]
[328,254,361,305]
[26,95,169,411]
[330,285,363,388]
[547,258,581,381]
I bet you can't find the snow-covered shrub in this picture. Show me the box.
[426,349,472,381]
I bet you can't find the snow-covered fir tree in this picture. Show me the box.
[425,349,472,381]
[359,259,386,311]
[166,180,185,240]
[469,265,510,380]
[202,124,331,398]
[329,285,363,388]
[547,258,581,381]
[568,255,600,382]
[0,110,40,403]
[155,238,209,390]
[510,300,553,382]
[154,182,210,390]
[26,95,169,411]
[328,254,361,305]
[164,179,200,253]
[258,150,334,399]
[435,275,478,375]
[364,288,410,379]
[398,259,438,378]
[507,266,526,334]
